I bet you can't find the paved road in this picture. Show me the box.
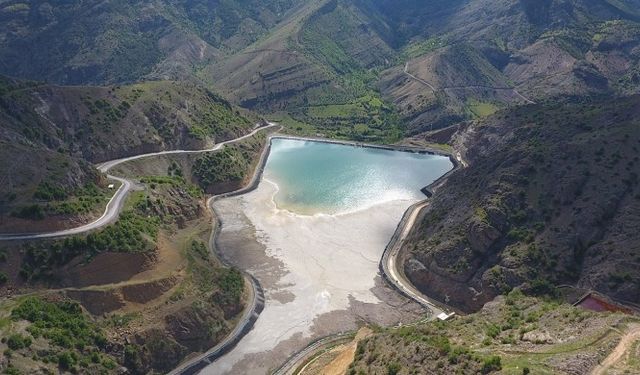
[169,129,286,374]
[169,272,265,375]
[272,333,355,375]
[382,200,446,317]
[0,123,278,241]
[0,175,131,241]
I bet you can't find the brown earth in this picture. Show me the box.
[591,323,640,375]
[401,95,640,313]
[299,327,373,375]
[350,292,640,374]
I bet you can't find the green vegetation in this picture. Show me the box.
[193,147,250,187]
[402,37,446,59]
[406,96,640,311]
[216,268,244,305]
[308,72,404,143]
[185,240,220,294]
[184,91,250,140]
[82,98,130,129]
[185,240,244,304]
[0,0,300,85]
[268,113,318,136]
[287,2,404,143]
[33,182,67,201]
[11,182,111,220]
[6,334,31,350]
[20,207,159,281]
[141,175,203,198]
[482,355,502,373]
[351,292,635,374]
[11,204,44,220]
[386,362,401,375]
[351,320,497,373]
[467,99,499,118]
[9,297,118,372]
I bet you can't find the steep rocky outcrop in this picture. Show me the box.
[403,95,640,312]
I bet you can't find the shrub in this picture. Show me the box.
[20,211,159,281]
[7,334,31,350]
[191,240,209,260]
[4,365,21,375]
[529,278,558,297]
[485,324,501,339]
[13,297,106,351]
[481,355,502,373]
[507,227,534,243]
[387,362,401,375]
[33,182,67,201]
[12,205,44,220]
[217,268,244,304]
[57,351,77,370]
[193,147,249,187]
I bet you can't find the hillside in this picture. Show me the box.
[205,0,640,135]
[400,95,640,313]
[349,291,640,374]
[0,129,273,374]
[0,1,639,373]
[370,0,640,132]
[0,185,247,374]
[204,0,405,142]
[2,0,639,139]
[0,76,253,233]
[0,0,304,84]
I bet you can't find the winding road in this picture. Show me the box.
[170,272,265,375]
[1,124,466,375]
[404,62,437,91]
[0,123,278,241]
[0,123,278,374]
[381,199,447,317]
[403,62,535,104]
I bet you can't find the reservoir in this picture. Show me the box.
[265,139,454,215]
[204,138,453,374]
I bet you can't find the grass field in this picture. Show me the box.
[467,99,499,118]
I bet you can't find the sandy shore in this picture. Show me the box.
[202,180,424,374]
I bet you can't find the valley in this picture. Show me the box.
[201,138,452,373]
[1,0,640,374]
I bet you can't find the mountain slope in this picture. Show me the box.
[2,0,639,140]
[203,0,405,141]
[350,291,639,374]
[370,0,640,131]
[0,76,253,232]
[0,0,304,84]
[401,95,640,313]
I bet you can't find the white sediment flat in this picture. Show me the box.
[203,180,419,374]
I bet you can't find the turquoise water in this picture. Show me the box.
[263,138,454,215]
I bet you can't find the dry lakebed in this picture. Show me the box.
[202,138,453,374]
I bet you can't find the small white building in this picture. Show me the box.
[108,184,115,189]
[437,312,455,321]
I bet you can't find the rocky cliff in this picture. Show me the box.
[403,95,640,312]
